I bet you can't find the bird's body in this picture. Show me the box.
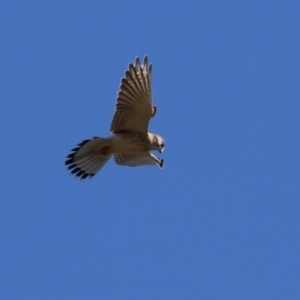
[65,57,165,179]
[106,132,151,153]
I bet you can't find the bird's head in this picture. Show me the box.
[152,134,165,153]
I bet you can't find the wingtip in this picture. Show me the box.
[134,56,149,67]
[143,56,148,65]
[135,56,141,66]
[159,159,164,168]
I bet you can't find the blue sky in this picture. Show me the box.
[1,1,300,299]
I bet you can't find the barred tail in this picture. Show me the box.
[65,137,112,179]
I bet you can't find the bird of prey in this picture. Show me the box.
[65,56,165,179]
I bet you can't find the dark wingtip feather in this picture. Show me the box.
[143,56,148,66]
[135,57,141,67]
[159,159,164,168]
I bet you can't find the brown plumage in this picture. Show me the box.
[65,57,165,179]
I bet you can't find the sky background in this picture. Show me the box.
[1,1,300,299]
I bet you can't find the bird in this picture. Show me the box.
[65,56,165,179]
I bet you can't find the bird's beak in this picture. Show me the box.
[159,148,164,154]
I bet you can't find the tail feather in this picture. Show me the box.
[65,137,112,179]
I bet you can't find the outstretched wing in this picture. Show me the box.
[114,152,163,168]
[110,57,156,134]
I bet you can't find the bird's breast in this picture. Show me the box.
[111,133,150,153]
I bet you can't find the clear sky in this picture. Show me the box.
[1,1,300,299]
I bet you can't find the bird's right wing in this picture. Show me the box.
[110,57,156,134]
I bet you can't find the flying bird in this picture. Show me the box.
[65,57,165,179]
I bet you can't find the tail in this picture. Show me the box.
[65,137,112,179]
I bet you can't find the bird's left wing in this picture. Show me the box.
[114,152,163,168]
[110,57,156,134]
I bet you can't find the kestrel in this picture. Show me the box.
[65,56,165,179]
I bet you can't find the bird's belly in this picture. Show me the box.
[111,135,148,153]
